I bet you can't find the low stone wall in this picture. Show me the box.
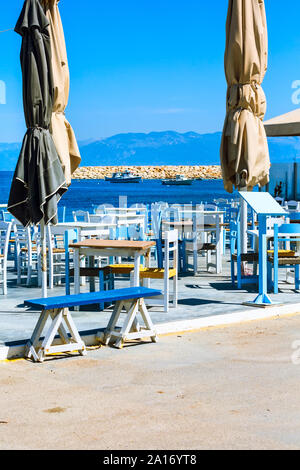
[72,165,222,180]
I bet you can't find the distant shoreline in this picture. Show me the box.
[72,165,222,180]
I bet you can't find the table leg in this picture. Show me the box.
[132,253,141,287]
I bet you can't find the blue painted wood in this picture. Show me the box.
[239,192,287,216]
[25,287,162,310]
[268,223,300,293]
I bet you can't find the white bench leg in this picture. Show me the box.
[26,308,86,362]
[102,299,158,349]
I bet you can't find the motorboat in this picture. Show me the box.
[162,175,193,186]
[105,171,142,183]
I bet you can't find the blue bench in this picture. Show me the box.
[25,287,161,362]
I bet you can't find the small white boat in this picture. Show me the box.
[162,175,193,186]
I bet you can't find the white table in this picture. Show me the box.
[69,240,156,294]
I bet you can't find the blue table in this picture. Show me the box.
[239,192,288,306]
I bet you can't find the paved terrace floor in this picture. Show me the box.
[0,255,300,345]
[1,315,300,450]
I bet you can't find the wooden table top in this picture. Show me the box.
[69,239,156,251]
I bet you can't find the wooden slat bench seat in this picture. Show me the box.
[268,256,300,266]
[232,253,259,262]
[24,287,161,362]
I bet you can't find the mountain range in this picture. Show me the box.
[0,131,299,171]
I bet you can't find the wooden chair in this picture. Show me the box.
[0,221,12,295]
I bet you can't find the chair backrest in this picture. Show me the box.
[204,203,218,211]
[156,230,178,270]
[286,200,300,211]
[0,222,12,260]
[95,203,114,215]
[278,223,300,235]
[1,211,15,222]
[275,197,285,206]
[88,214,106,223]
[229,219,241,257]
[72,210,90,222]
[150,208,162,240]
[266,216,286,230]
[57,206,66,223]
[162,206,180,222]
[80,228,110,240]
[14,223,32,256]
[127,220,146,241]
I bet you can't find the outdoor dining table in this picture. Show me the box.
[55,221,117,239]
[69,239,156,295]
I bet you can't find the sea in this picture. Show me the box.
[0,171,236,221]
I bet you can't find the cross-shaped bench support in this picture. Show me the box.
[26,308,87,363]
[98,298,158,349]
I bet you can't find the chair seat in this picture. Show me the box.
[232,253,259,262]
[21,247,66,254]
[185,242,216,252]
[267,249,296,258]
[106,264,144,275]
[69,267,106,277]
[140,267,177,279]
[268,256,300,266]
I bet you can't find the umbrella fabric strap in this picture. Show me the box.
[28,126,48,131]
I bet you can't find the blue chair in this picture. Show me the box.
[267,223,300,293]
[58,206,66,223]
[230,213,259,289]
[290,212,300,222]
[1,211,15,222]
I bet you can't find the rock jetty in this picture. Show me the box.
[72,166,222,180]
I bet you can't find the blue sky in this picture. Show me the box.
[1,0,300,142]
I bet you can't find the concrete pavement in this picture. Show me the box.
[1,314,300,450]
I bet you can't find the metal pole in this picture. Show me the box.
[41,221,47,298]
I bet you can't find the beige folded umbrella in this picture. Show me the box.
[220,0,270,193]
[41,0,81,185]
[265,109,300,137]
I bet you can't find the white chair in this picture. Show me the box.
[139,230,178,312]
[72,210,90,222]
[0,222,12,295]
[14,223,41,286]
[183,213,222,274]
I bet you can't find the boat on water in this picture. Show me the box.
[105,171,142,183]
[161,175,193,186]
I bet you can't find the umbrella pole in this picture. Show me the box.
[240,190,248,255]
[238,171,248,255]
[41,221,48,298]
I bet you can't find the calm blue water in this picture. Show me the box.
[0,171,235,221]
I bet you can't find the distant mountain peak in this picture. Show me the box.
[0,131,299,170]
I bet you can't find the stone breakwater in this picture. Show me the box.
[72,166,222,180]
